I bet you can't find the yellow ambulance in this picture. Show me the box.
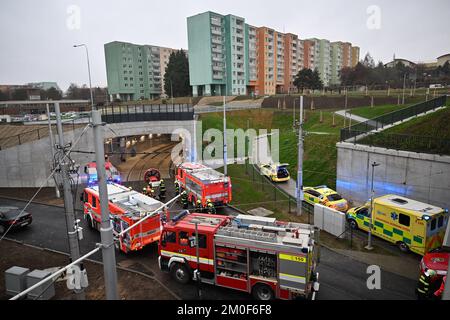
[347,195,449,256]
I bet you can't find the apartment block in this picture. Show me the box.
[104,41,180,101]
[187,11,360,96]
[187,12,248,97]
[352,46,360,67]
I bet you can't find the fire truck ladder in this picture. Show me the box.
[216,226,278,243]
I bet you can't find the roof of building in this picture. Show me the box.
[437,53,450,60]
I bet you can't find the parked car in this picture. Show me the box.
[259,163,290,182]
[303,186,349,212]
[0,207,32,234]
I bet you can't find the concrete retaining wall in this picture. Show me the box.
[314,204,347,239]
[0,120,196,188]
[336,142,450,210]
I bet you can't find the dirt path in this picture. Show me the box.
[0,240,176,300]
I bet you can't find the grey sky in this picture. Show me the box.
[1,0,449,91]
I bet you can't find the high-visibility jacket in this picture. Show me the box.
[207,203,216,214]
[417,273,432,296]
[181,193,188,203]
[160,181,166,193]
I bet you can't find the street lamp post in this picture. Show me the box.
[366,162,380,251]
[73,44,95,111]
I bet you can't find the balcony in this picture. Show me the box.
[211,28,222,36]
[212,47,222,53]
[213,65,224,71]
[212,37,223,45]
[213,74,223,80]
[212,55,222,62]
[211,18,222,27]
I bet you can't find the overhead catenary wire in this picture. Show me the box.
[10,192,182,301]
[9,245,102,300]
[0,124,91,242]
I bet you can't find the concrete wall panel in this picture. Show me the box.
[337,142,450,210]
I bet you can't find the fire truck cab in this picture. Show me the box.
[83,183,168,253]
[175,163,232,207]
[158,212,320,300]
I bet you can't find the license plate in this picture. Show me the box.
[20,222,29,227]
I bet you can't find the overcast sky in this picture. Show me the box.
[1,0,449,91]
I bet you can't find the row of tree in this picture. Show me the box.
[340,53,450,88]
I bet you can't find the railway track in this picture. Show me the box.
[126,143,176,182]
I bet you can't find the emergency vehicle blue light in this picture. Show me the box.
[172,210,189,223]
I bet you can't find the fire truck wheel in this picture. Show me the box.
[170,263,190,285]
[252,284,274,301]
[397,241,410,253]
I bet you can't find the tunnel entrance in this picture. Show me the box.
[105,134,179,183]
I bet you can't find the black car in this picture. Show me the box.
[0,207,32,234]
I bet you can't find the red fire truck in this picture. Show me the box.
[175,163,232,207]
[83,183,168,253]
[158,212,320,300]
[84,161,121,185]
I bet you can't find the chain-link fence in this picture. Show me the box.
[229,162,314,224]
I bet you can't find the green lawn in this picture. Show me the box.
[359,106,450,155]
[199,108,344,193]
[350,104,413,120]
[382,107,450,138]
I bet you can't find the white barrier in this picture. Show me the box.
[314,204,347,239]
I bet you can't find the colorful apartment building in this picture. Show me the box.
[187,11,360,96]
[104,41,181,101]
[351,46,360,67]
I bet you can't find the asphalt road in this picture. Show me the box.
[0,195,418,300]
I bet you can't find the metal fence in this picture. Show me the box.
[340,95,447,142]
[0,118,88,151]
[100,104,194,123]
[230,162,314,223]
[357,131,450,156]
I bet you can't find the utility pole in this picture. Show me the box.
[223,69,228,176]
[46,103,60,198]
[73,44,94,111]
[54,102,85,300]
[402,73,407,105]
[365,162,380,251]
[92,110,119,300]
[193,220,202,299]
[296,96,304,216]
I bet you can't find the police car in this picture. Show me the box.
[303,186,349,212]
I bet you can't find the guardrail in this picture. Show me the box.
[100,104,194,123]
[352,130,450,156]
[340,95,447,142]
[0,117,89,151]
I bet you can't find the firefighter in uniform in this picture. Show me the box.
[416,269,437,300]
[196,199,203,213]
[159,179,166,200]
[206,200,216,215]
[181,191,188,209]
[146,183,155,199]
[174,182,180,196]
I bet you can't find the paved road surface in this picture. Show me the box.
[0,195,417,300]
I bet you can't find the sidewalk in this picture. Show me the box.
[329,247,420,281]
